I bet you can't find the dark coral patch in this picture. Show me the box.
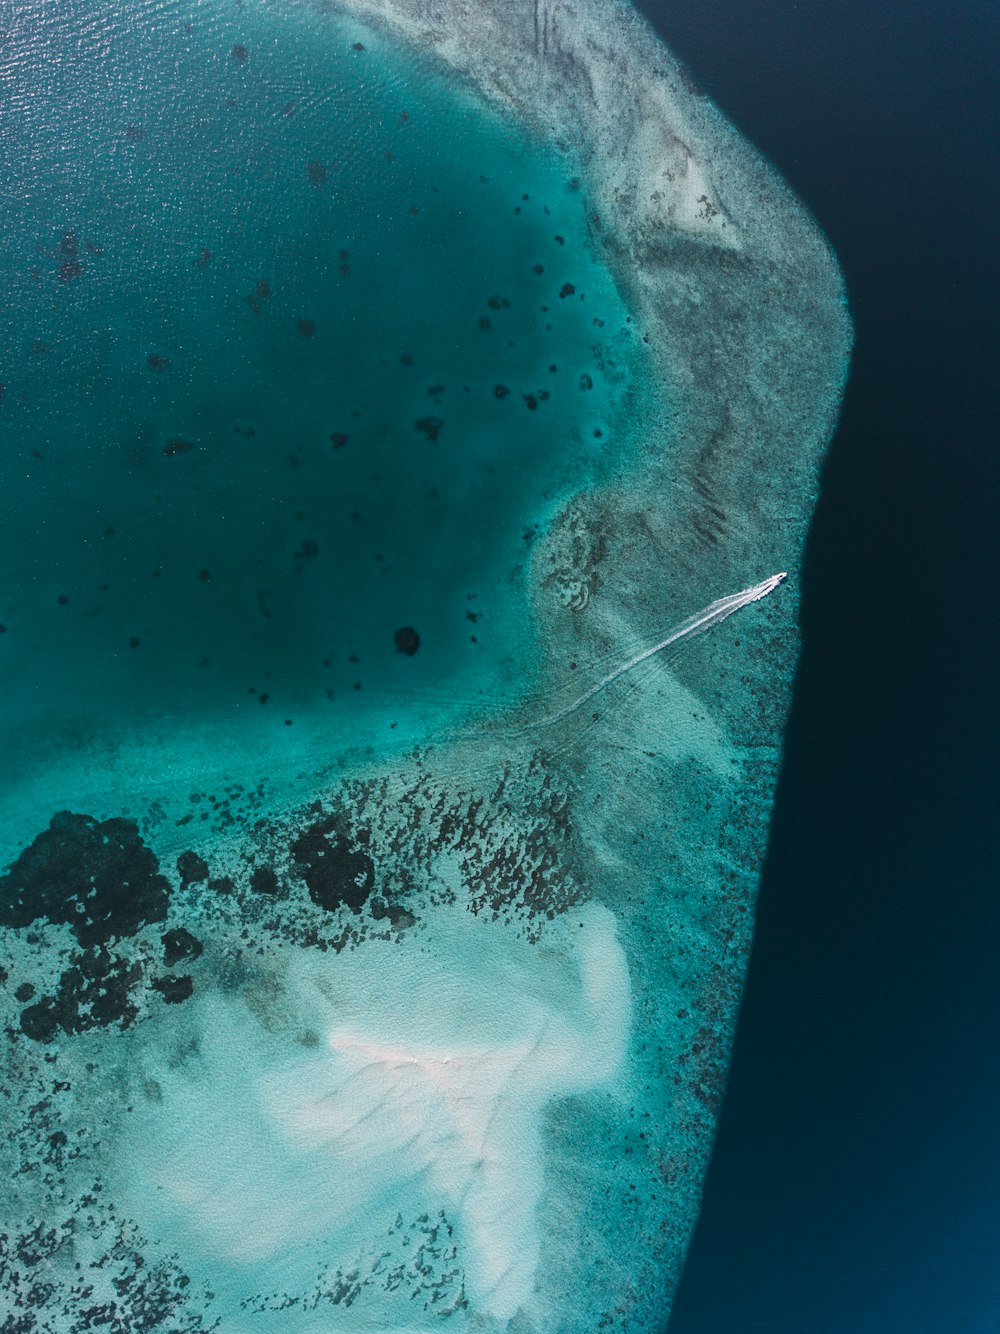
[0,812,170,947]
[19,947,144,1043]
[330,432,350,450]
[250,865,279,895]
[151,974,194,1004]
[414,416,443,441]
[394,626,420,656]
[291,816,375,915]
[296,318,315,338]
[162,926,203,968]
[177,850,209,886]
[57,230,83,281]
[163,437,194,456]
[20,1003,58,1043]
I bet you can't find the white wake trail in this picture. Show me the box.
[522,572,788,733]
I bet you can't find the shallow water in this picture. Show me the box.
[0,1,849,1330]
[0,0,640,830]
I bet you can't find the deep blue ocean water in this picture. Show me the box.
[628,2,1000,1330]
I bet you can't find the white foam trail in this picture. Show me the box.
[523,572,788,732]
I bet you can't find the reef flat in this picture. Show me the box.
[0,0,850,1330]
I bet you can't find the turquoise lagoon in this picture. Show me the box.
[0,0,642,825]
[0,0,850,1330]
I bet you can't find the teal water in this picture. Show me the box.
[0,0,639,814]
[0,1,851,1330]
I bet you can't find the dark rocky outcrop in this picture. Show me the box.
[0,812,170,946]
[291,816,375,914]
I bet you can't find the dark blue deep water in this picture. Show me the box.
[630,1,1000,1330]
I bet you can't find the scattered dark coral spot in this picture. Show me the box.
[163,437,193,457]
[255,278,271,298]
[352,41,365,51]
[194,247,213,269]
[147,354,171,370]
[523,393,538,410]
[56,230,83,282]
[579,372,593,391]
[250,865,279,895]
[559,282,576,298]
[162,926,203,968]
[291,817,375,915]
[493,384,510,399]
[414,416,443,441]
[0,812,170,947]
[307,160,326,188]
[330,431,349,450]
[124,124,145,142]
[394,625,420,656]
[296,318,315,337]
[177,850,208,886]
[231,43,248,63]
[151,974,194,1004]
[399,351,413,366]
[20,1003,58,1043]
[487,295,511,310]
[21,947,144,1042]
